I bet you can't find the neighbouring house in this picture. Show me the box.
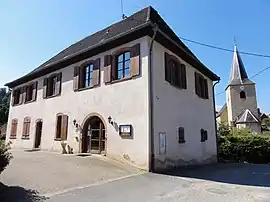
[5,6,219,171]
[216,43,261,133]
[0,123,7,140]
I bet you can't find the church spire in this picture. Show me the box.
[228,43,249,85]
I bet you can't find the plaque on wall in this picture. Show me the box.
[119,125,132,136]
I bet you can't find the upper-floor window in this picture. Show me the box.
[73,59,100,91]
[103,43,140,84]
[10,119,18,139]
[240,91,246,99]
[116,51,130,80]
[22,117,31,139]
[12,88,21,105]
[43,73,62,98]
[164,52,187,89]
[84,63,94,87]
[195,72,209,99]
[25,82,37,103]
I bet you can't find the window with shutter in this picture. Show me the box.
[10,119,18,139]
[55,114,69,141]
[22,117,31,139]
[164,52,187,89]
[200,129,208,142]
[178,127,185,143]
[43,73,62,98]
[195,72,209,99]
[25,82,37,103]
[12,88,21,106]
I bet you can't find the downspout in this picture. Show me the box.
[148,24,158,172]
[213,79,220,162]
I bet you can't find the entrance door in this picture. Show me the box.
[34,121,42,148]
[82,116,105,154]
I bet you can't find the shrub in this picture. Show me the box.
[218,126,270,164]
[0,140,12,174]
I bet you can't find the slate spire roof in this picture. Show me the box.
[228,44,253,86]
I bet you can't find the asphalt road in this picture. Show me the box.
[46,164,270,202]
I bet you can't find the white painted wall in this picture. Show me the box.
[151,41,217,170]
[6,37,150,169]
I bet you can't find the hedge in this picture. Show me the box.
[0,140,12,174]
[218,125,270,164]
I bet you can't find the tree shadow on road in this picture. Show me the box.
[164,163,270,187]
[0,183,48,202]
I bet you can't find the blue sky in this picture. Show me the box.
[1,0,269,113]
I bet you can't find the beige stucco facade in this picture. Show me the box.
[6,36,217,171]
[7,37,150,169]
[151,42,217,170]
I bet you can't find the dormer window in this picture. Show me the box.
[240,91,246,99]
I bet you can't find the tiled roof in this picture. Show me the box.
[216,104,227,118]
[236,109,259,123]
[5,6,219,87]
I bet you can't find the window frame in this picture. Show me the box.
[55,113,68,141]
[80,61,95,89]
[13,88,21,106]
[22,117,31,139]
[195,72,209,99]
[47,75,58,97]
[25,82,37,103]
[178,127,185,144]
[115,51,131,80]
[200,129,208,142]
[164,52,187,89]
[10,119,18,139]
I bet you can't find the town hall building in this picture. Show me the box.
[216,44,261,133]
[5,6,219,171]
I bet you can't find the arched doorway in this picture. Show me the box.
[82,116,106,154]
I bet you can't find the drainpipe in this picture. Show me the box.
[213,79,220,162]
[148,24,158,172]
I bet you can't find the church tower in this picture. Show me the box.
[226,44,261,133]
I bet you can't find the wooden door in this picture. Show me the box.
[34,121,42,148]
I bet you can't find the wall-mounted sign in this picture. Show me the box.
[119,125,132,136]
[159,132,166,155]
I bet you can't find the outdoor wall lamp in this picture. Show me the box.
[73,119,77,126]
[108,116,113,125]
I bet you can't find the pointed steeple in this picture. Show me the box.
[228,43,251,85]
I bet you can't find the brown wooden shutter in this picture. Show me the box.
[22,120,27,137]
[73,66,79,91]
[22,86,27,103]
[11,90,15,106]
[180,64,187,89]
[199,76,204,98]
[79,66,85,88]
[43,78,48,98]
[19,87,24,104]
[130,43,140,77]
[195,72,200,96]
[164,52,171,83]
[61,115,68,140]
[92,58,100,86]
[204,79,209,99]
[32,82,38,101]
[55,72,62,95]
[104,55,112,83]
[111,55,117,81]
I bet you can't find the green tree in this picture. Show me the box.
[263,118,270,128]
[0,88,10,125]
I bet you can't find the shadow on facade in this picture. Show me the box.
[163,163,270,187]
[0,183,48,202]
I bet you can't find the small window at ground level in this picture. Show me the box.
[178,127,185,143]
[55,114,68,141]
[201,129,208,142]
[240,91,246,99]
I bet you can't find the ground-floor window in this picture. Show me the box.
[22,117,31,139]
[55,114,68,141]
[10,119,18,139]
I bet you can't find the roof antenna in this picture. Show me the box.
[121,0,127,19]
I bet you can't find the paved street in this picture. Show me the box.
[1,150,270,201]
